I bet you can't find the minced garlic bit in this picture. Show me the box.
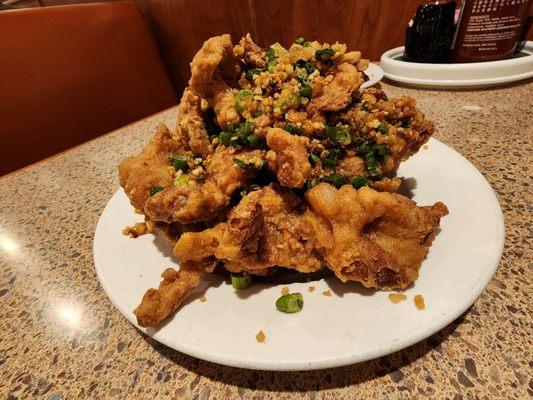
[388,293,407,304]
[308,286,316,292]
[256,330,265,343]
[281,286,290,295]
[199,296,206,303]
[122,222,149,238]
[322,290,332,297]
[414,295,425,310]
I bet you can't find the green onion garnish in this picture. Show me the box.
[276,292,304,313]
[309,153,320,164]
[378,121,389,134]
[315,48,335,61]
[235,89,252,113]
[299,84,312,98]
[325,126,351,147]
[231,273,252,289]
[246,68,264,81]
[284,124,303,135]
[322,157,336,167]
[246,133,262,147]
[170,155,189,172]
[295,37,310,46]
[149,186,163,196]
[323,173,347,188]
[349,176,371,189]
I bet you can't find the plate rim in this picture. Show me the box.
[93,138,505,371]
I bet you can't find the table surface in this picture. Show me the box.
[1,80,531,400]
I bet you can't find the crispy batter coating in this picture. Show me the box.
[306,184,448,289]
[188,34,240,129]
[119,35,448,327]
[119,124,186,211]
[235,33,266,67]
[144,146,265,224]
[175,88,213,158]
[309,63,363,112]
[134,265,203,327]
[266,128,311,188]
[174,185,326,274]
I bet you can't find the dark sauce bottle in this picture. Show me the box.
[404,0,458,63]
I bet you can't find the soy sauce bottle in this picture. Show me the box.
[404,0,458,63]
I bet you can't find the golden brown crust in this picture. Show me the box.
[118,124,186,211]
[134,265,202,327]
[266,128,311,188]
[306,184,448,289]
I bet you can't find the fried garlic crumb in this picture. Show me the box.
[281,286,290,295]
[322,290,332,297]
[256,330,265,343]
[122,222,148,238]
[199,296,206,303]
[414,295,425,310]
[134,208,143,215]
[308,286,316,292]
[423,144,429,150]
[388,293,407,304]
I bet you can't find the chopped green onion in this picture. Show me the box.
[283,124,303,135]
[373,144,389,158]
[323,173,347,188]
[295,69,308,82]
[349,176,371,189]
[149,186,163,196]
[174,174,189,186]
[267,59,277,72]
[219,131,232,146]
[235,89,252,113]
[295,37,310,46]
[299,84,312,98]
[294,59,316,75]
[378,121,389,134]
[276,292,304,313]
[309,153,321,164]
[170,155,189,171]
[246,133,262,147]
[246,68,264,81]
[360,102,370,112]
[231,273,252,289]
[234,158,253,170]
[252,110,262,117]
[322,157,336,167]
[315,48,335,61]
[325,126,351,147]
[364,152,378,177]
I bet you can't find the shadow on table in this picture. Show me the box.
[136,308,468,392]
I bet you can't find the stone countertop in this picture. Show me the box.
[1,80,531,400]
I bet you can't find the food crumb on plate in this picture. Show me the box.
[388,293,407,303]
[256,330,265,343]
[122,222,148,238]
[322,290,332,297]
[281,286,290,295]
[200,296,206,303]
[423,144,429,150]
[414,294,425,310]
[308,286,316,292]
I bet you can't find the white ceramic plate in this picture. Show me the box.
[380,42,533,88]
[94,138,504,371]
[360,63,384,89]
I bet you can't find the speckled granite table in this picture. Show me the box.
[1,80,531,400]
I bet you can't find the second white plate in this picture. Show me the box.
[94,138,504,371]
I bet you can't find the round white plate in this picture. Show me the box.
[94,138,504,371]
[360,63,384,89]
[380,42,533,88]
